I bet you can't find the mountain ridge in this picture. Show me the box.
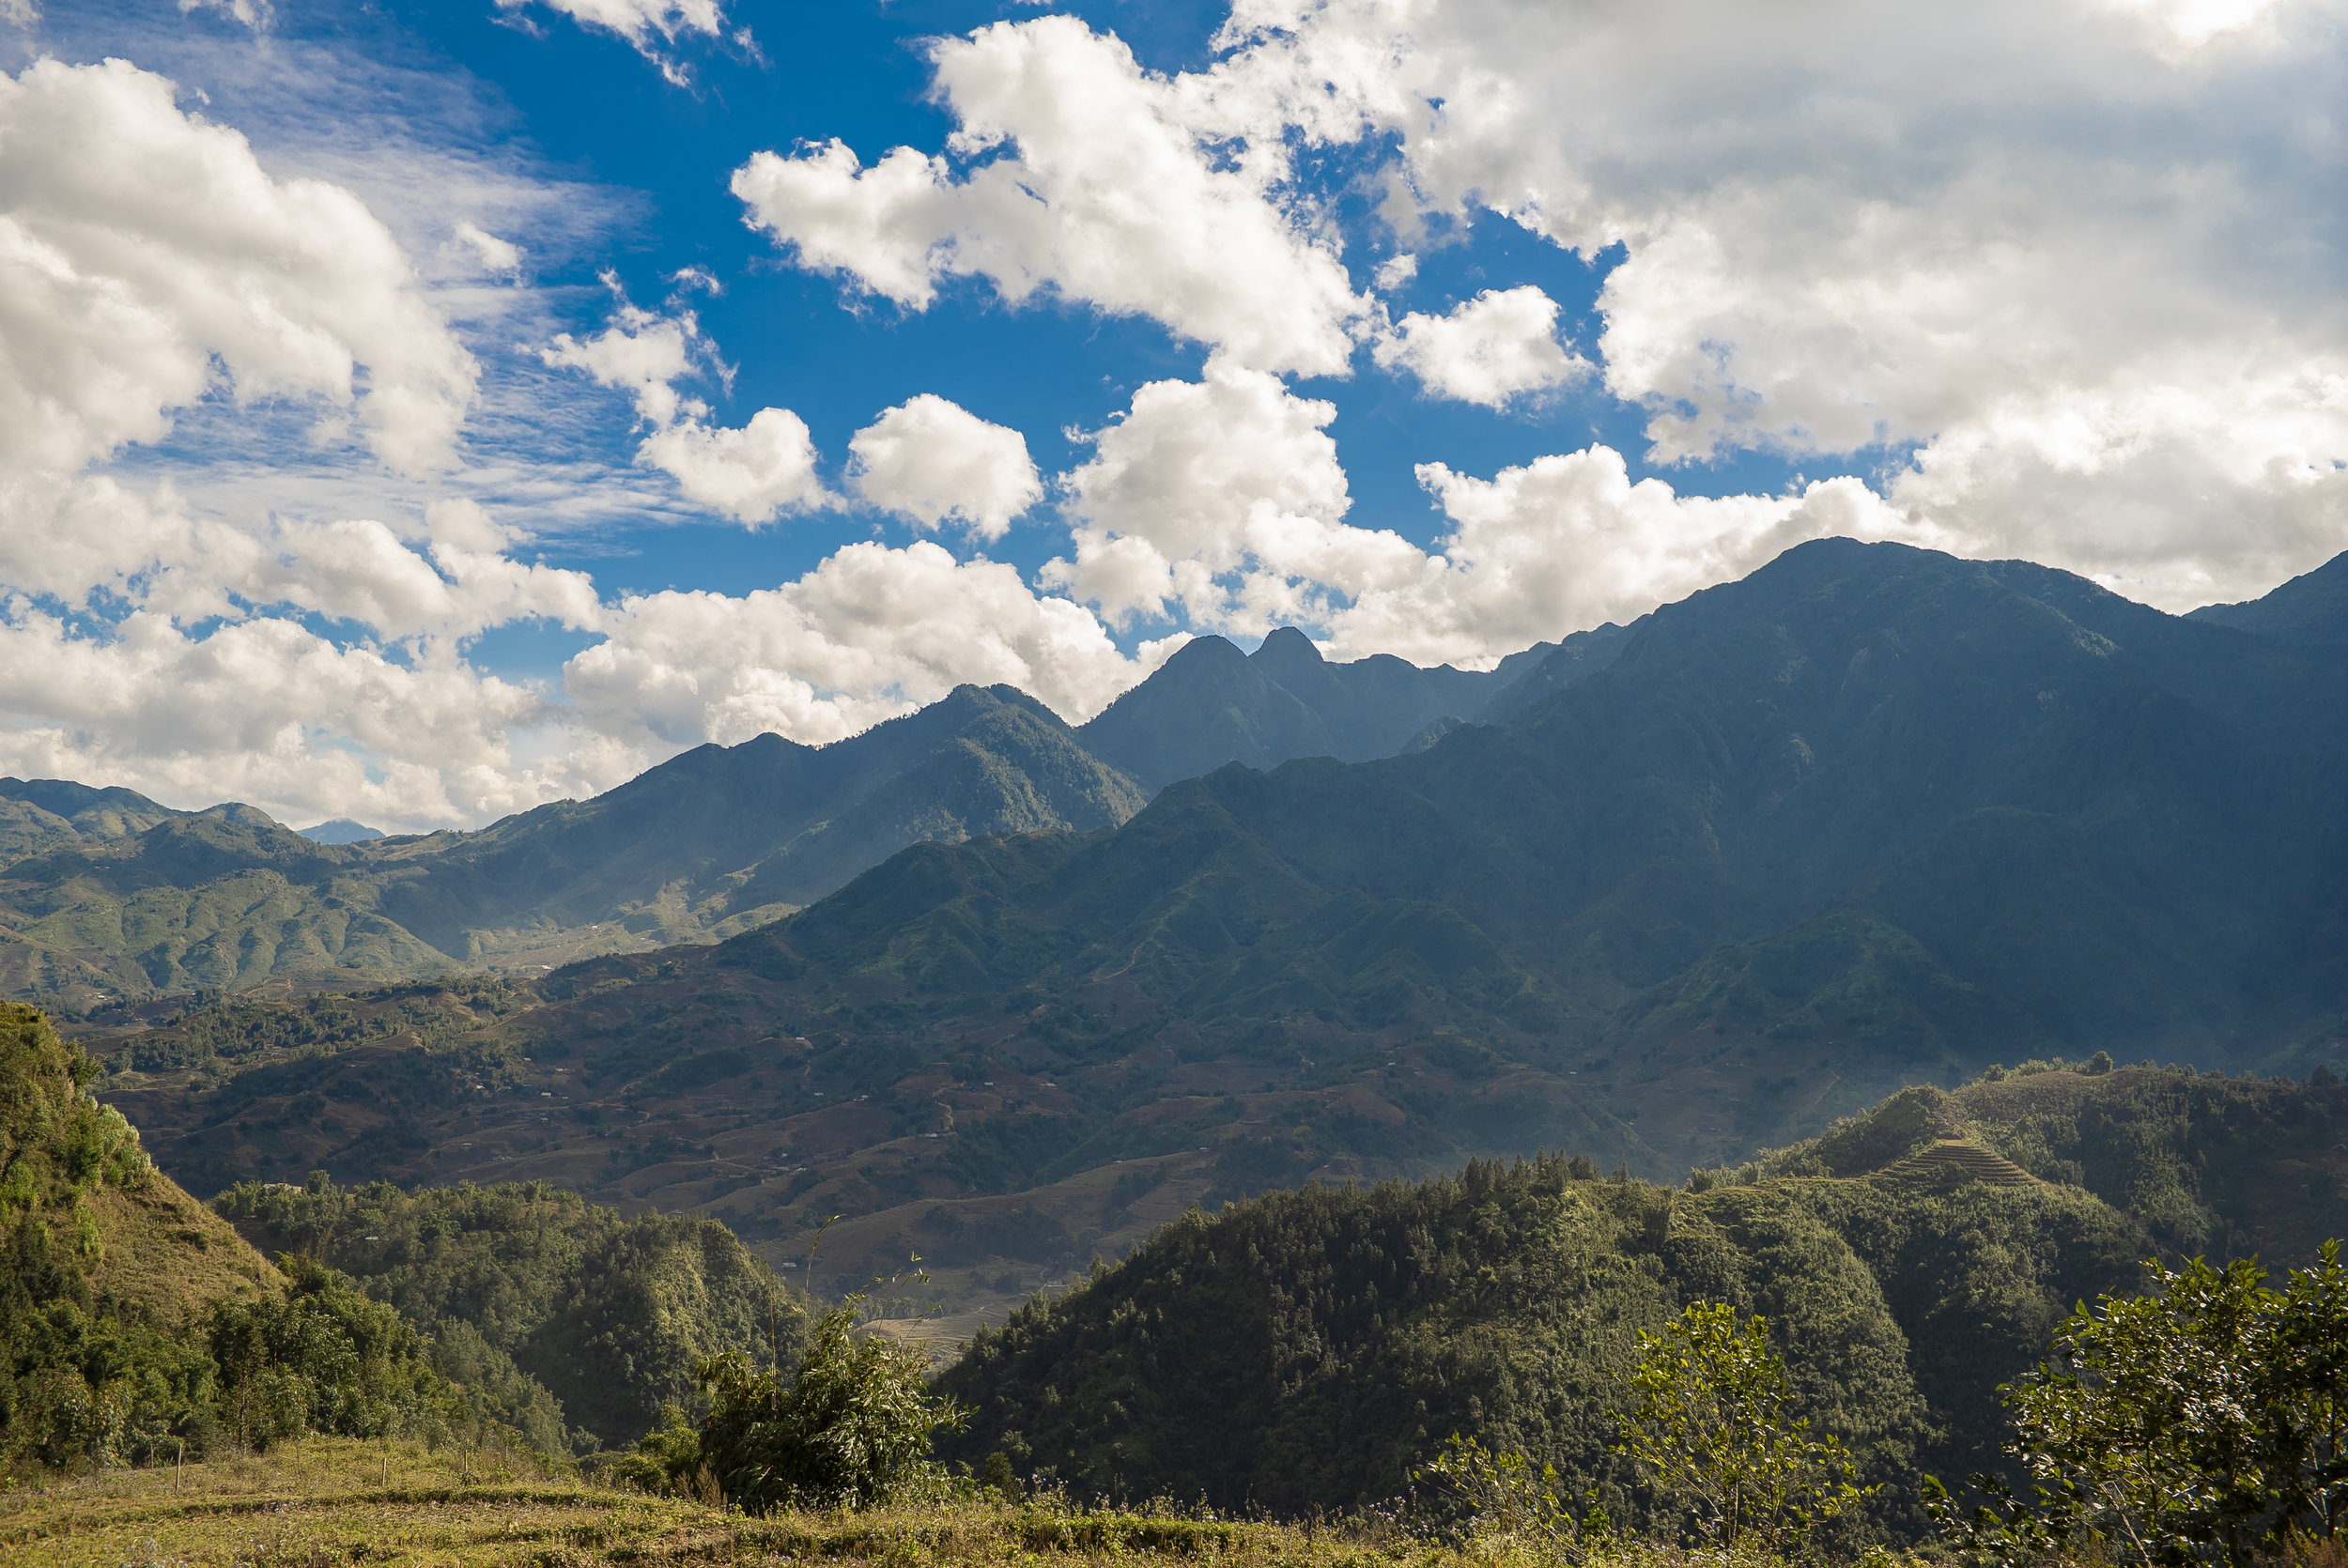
[5,629,1585,1009]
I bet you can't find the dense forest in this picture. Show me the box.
[216,1176,803,1449]
[936,1064,2348,1529]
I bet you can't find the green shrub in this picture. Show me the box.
[693,1292,963,1514]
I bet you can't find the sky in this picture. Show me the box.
[1,0,2342,833]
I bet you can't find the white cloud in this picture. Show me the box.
[1197,0,2348,607]
[178,0,271,31]
[1047,358,1436,635]
[1325,450,1912,665]
[1373,285,1586,407]
[542,290,830,523]
[638,409,827,526]
[1043,356,1914,663]
[567,540,1167,749]
[731,16,1369,376]
[540,290,705,428]
[0,57,477,478]
[494,0,731,84]
[0,602,618,832]
[848,394,1041,542]
[176,0,270,30]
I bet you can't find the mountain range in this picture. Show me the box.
[3,629,1573,1008]
[75,539,2348,1326]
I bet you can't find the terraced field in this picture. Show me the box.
[1872,1139,2040,1188]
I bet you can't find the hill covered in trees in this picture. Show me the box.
[18,979,2348,1554]
[214,1175,803,1450]
[936,1064,2348,1525]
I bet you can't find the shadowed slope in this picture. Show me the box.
[2189,548,2348,644]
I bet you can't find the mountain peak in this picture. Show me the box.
[1250,626,1326,683]
[2188,549,2348,645]
[300,819,385,844]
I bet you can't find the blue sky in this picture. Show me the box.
[1,0,2340,828]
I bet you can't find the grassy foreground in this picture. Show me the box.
[0,1439,1846,1568]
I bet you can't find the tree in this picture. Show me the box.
[1927,1244,2348,1566]
[693,1288,963,1514]
[1616,1302,1874,1550]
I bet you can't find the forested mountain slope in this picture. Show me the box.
[936,1065,2348,1523]
[0,778,193,858]
[687,538,2347,1140]
[2,999,801,1462]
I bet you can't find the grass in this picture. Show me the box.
[0,1440,1850,1568]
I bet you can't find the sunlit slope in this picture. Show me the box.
[0,1001,281,1341]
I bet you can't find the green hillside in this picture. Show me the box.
[0,1000,463,1466]
[743,542,2346,1070]
[935,1066,2348,1524]
[25,978,2348,1552]
[8,626,1598,1014]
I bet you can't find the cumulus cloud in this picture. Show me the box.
[639,409,827,525]
[1047,359,1440,635]
[0,60,639,831]
[731,16,1368,376]
[1196,0,2348,605]
[540,290,705,426]
[848,395,1041,542]
[1043,357,1912,663]
[0,57,476,477]
[1373,285,1587,407]
[542,289,830,523]
[567,539,1166,749]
